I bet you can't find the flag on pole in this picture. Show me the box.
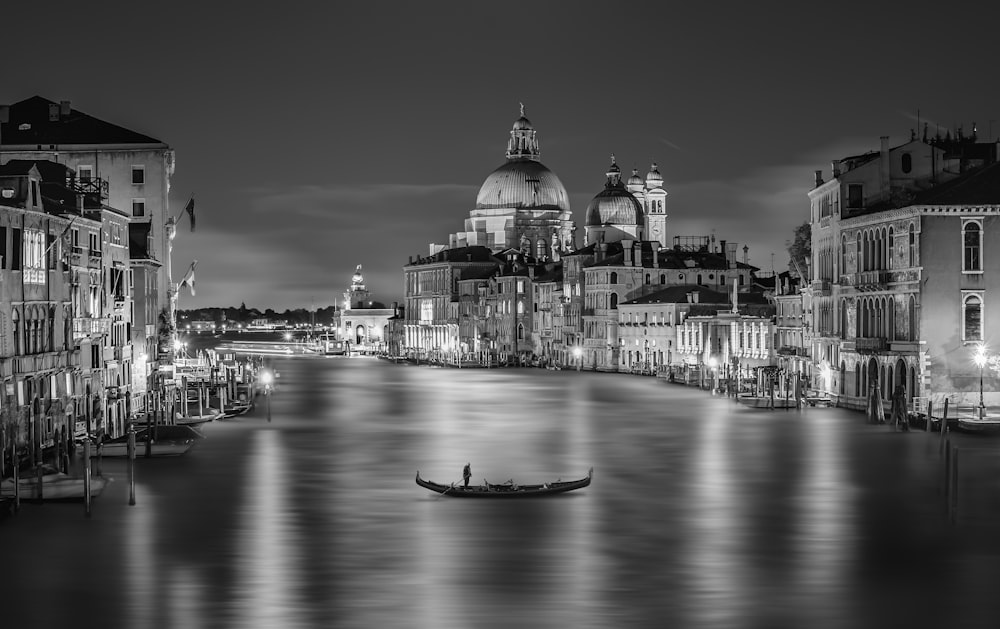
[185,197,196,232]
[179,260,198,296]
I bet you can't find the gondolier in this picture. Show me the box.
[462,462,471,488]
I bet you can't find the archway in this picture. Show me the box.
[355,324,367,345]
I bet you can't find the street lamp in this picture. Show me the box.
[573,346,582,372]
[974,343,988,419]
[707,357,718,393]
[260,370,273,422]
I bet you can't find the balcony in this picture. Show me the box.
[811,280,831,296]
[855,337,888,353]
[854,270,891,291]
[73,317,111,339]
[66,175,109,200]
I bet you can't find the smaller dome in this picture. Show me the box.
[645,162,664,188]
[585,189,643,227]
[627,168,643,187]
[512,116,533,131]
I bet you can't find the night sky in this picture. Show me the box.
[4,0,998,310]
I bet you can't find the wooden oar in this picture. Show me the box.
[434,479,465,500]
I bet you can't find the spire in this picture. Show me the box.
[506,103,540,161]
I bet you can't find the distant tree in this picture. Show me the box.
[786,222,811,280]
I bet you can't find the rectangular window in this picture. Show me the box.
[132,199,145,217]
[78,165,93,181]
[847,184,863,209]
[0,226,6,269]
[131,166,145,185]
[23,228,46,284]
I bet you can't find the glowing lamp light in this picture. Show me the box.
[573,347,582,358]
[260,371,274,386]
[284,332,292,341]
[707,357,718,369]
[173,339,182,351]
[974,343,988,368]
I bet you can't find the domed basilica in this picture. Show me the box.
[444,105,575,259]
[585,155,668,248]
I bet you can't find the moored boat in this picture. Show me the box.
[416,468,592,498]
[175,407,223,427]
[1,464,109,501]
[954,418,1000,435]
[97,425,204,457]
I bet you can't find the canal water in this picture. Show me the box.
[2,356,1000,629]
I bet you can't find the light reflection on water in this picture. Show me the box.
[4,357,1000,628]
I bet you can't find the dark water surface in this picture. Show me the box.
[3,357,1000,628]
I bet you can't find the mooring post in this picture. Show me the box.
[127,423,136,506]
[83,440,92,518]
[12,449,20,513]
[926,401,933,434]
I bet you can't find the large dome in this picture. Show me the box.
[475,160,571,211]
[585,188,643,226]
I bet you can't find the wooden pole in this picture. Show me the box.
[145,397,153,458]
[127,423,136,506]
[926,401,933,433]
[12,448,20,513]
[83,440,92,518]
[35,454,43,501]
[940,399,950,454]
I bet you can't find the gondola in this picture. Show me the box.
[415,468,592,498]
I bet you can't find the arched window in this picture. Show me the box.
[516,301,524,315]
[516,323,524,341]
[645,274,651,285]
[887,226,894,269]
[697,274,703,285]
[963,294,983,342]
[12,308,21,356]
[902,153,912,173]
[659,274,665,285]
[536,239,546,260]
[841,234,848,275]
[610,294,618,309]
[908,295,916,341]
[963,222,982,272]
[856,232,862,272]
[908,223,916,266]
[839,361,846,395]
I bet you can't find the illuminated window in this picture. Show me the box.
[963,293,982,342]
[963,221,982,272]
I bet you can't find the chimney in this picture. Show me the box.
[742,245,749,265]
[693,291,700,303]
[408,256,413,264]
[60,100,71,117]
[831,161,841,177]
[48,103,60,122]
[652,248,659,268]
[720,240,727,266]
[814,170,823,187]
[879,136,890,201]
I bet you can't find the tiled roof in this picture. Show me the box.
[913,161,1000,206]
[1,96,164,146]
[620,285,729,305]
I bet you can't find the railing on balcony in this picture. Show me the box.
[72,317,111,339]
[854,270,891,291]
[811,279,831,295]
[855,337,887,353]
[65,176,109,200]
